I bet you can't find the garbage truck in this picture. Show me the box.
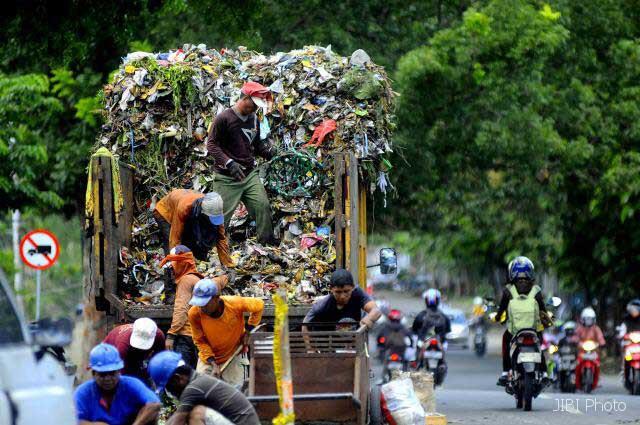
[83,151,394,329]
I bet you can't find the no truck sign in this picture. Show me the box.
[19,229,60,270]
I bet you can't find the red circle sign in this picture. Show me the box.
[19,229,60,270]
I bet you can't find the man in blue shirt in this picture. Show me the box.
[75,343,161,425]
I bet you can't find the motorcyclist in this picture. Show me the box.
[618,299,640,373]
[470,296,487,328]
[575,307,606,347]
[412,289,451,345]
[574,307,605,390]
[560,321,578,344]
[619,299,640,336]
[495,256,553,386]
[378,309,413,357]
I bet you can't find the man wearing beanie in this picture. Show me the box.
[206,81,277,245]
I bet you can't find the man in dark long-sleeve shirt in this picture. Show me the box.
[206,82,276,245]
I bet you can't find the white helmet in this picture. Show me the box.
[473,296,483,306]
[580,307,596,327]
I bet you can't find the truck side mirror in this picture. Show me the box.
[32,318,73,348]
[379,248,397,275]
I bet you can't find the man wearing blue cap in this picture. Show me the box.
[188,278,264,387]
[74,343,161,425]
[149,351,259,425]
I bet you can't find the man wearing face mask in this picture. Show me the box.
[74,343,160,425]
[206,82,277,245]
[159,245,230,368]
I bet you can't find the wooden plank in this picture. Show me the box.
[117,162,135,248]
[358,182,368,289]
[348,153,360,286]
[334,153,346,269]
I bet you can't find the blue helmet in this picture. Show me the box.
[149,350,185,393]
[89,343,124,372]
[508,256,535,282]
[422,288,441,308]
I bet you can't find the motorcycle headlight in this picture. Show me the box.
[549,344,558,354]
[581,340,598,352]
[630,332,640,344]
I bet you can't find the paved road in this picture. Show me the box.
[373,290,640,425]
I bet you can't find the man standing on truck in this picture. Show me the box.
[303,269,382,330]
[188,278,264,388]
[149,351,260,425]
[154,189,234,266]
[206,81,277,245]
[103,318,165,386]
[159,245,230,368]
[75,343,161,425]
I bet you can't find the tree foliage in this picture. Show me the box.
[394,0,640,304]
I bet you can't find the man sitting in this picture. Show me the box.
[74,343,160,425]
[303,269,381,330]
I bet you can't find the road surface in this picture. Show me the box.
[372,289,640,425]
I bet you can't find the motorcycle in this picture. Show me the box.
[496,296,562,411]
[622,331,640,395]
[376,334,387,363]
[556,338,578,393]
[473,322,487,357]
[416,328,447,386]
[505,329,545,411]
[576,339,600,393]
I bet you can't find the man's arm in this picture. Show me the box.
[216,225,235,267]
[496,288,511,319]
[166,412,190,425]
[188,308,216,363]
[132,402,161,425]
[207,116,231,165]
[595,326,606,346]
[169,199,192,248]
[241,297,265,327]
[412,311,424,335]
[167,278,195,340]
[361,301,381,329]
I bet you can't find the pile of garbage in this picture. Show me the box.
[96,44,395,305]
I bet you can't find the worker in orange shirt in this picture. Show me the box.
[188,279,264,388]
[159,245,229,368]
[153,189,234,266]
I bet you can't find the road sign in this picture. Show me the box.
[19,229,60,270]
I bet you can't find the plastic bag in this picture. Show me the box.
[380,378,425,425]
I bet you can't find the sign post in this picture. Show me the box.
[19,229,60,320]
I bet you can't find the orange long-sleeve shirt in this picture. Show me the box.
[189,296,264,365]
[154,189,233,267]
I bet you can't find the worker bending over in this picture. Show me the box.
[154,189,233,265]
[159,245,229,368]
[149,351,259,425]
[188,278,264,388]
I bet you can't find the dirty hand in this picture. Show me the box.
[360,317,374,329]
[165,337,174,351]
[227,161,246,181]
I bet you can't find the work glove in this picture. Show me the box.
[227,161,246,181]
